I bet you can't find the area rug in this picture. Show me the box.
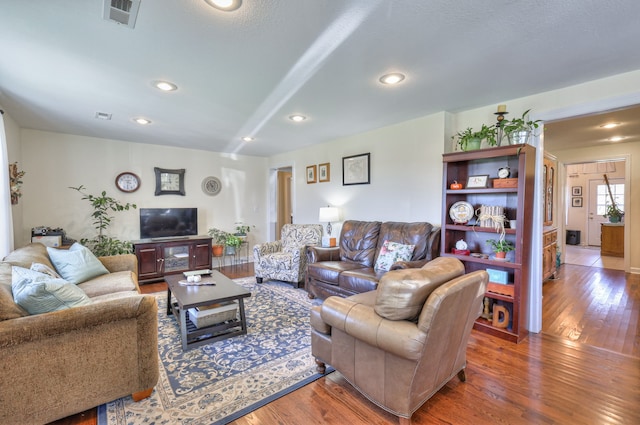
[97,277,329,425]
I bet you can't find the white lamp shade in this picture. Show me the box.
[319,207,340,223]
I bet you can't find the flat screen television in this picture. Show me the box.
[139,208,198,239]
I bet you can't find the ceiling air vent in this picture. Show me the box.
[103,0,141,29]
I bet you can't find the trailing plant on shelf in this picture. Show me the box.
[453,124,497,151]
[502,109,542,145]
[69,185,136,256]
[233,223,254,236]
[225,234,242,248]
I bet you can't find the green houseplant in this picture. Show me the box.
[69,185,136,256]
[453,124,497,151]
[233,223,254,236]
[503,109,542,145]
[603,204,624,223]
[225,234,242,255]
[208,228,229,256]
[486,238,514,259]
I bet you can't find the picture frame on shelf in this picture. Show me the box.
[154,167,185,196]
[572,197,583,207]
[306,165,317,184]
[572,186,582,196]
[318,162,330,182]
[342,153,370,185]
[466,174,489,188]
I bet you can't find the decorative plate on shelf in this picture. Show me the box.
[449,201,474,224]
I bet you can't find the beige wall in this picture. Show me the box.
[16,130,269,255]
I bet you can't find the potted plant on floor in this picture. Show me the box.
[503,109,542,145]
[208,228,229,257]
[486,238,514,259]
[453,124,497,151]
[69,185,136,256]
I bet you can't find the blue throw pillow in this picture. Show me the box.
[11,266,92,315]
[47,243,109,284]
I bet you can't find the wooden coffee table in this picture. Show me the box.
[165,271,251,350]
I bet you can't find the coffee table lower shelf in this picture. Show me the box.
[169,302,247,349]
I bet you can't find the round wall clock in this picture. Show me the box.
[115,172,140,193]
[201,176,222,196]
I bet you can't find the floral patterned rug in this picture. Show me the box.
[98,277,328,425]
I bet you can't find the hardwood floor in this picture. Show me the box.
[51,262,640,425]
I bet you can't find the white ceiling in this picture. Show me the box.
[1,0,640,157]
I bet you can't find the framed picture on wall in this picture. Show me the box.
[318,163,330,182]
[306,165,317,184]
[343,153,370,185]
[572,197,583,207]
[572,186,582,196]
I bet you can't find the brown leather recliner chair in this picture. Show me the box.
[311,257,488,425]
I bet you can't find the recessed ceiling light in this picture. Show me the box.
[609,136,625,142]
[289,114,307,122]
[379,73,405,85]
[242,136,255,142]
[134,118,151,125]
[204,0,242,11]
[154,81,177,91]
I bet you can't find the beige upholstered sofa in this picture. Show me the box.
[311,257,488,424]
[0,243,159,424]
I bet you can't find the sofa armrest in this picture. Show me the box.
[307,246,340,263]
[99,253,137,274]
[426,226,441,260]
[253,240,283,258]
[320,295,426,361]
[0,295,159,424]
[390,259,429,270]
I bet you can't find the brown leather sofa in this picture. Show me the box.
[306,220,440,299]
[311,257,488,424]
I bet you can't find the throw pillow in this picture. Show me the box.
[47,243,109,285]
[374,257,465,321]
[11,266,92,315]
[30,262,62,279]
[374,240,415,272]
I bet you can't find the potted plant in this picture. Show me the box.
[502,109,542,145]
[69,185,136,256]
[233,223,254,237]
[208,228,229,257]
[453,124,497,151]
[486,238,514,259]
[603,204,624,223]
[225,234,242,255]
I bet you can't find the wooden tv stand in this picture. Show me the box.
[132,236,212,283]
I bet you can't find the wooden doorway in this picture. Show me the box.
[276,168,292,239]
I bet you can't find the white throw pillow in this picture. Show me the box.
[11,266,92,315]
[47,243,109,284]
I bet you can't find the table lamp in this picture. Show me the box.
[319,206,340,247]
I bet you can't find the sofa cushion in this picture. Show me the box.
[0,262,28,320]
[374,222,433,265]
[11,266,92,315]
[47,243,109,284]
[30,262,62,278]
[374,240,415,272]
[374,257,465,321]
[339,221,381,267]
[306,261,364,285]
[339,267,383,294]
[78,271,139,297]
[2,243,55,270]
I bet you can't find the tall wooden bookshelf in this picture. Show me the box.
[441,144,535,342]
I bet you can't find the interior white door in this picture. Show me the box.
[587,178,624,246]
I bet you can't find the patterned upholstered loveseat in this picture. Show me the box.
[253,224,323,287]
